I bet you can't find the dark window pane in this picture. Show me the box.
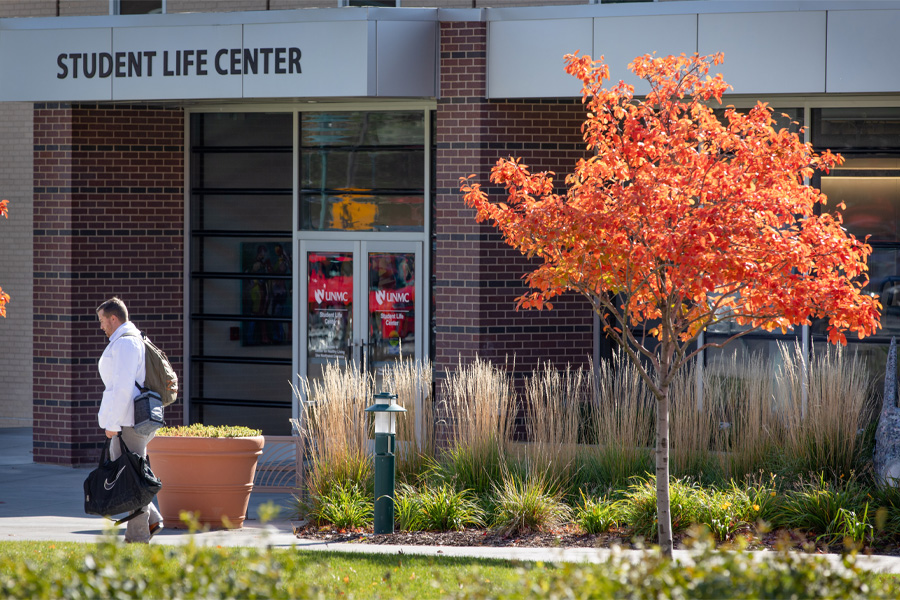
[192,194,291,232]
[820,175,900,243]
[193,152,292,190]
[300,149,424,190]
[118,0,162,15]
[191,319,291,360]
[813,108,900,154]
[191,237,291,276]
[192,113,292,148]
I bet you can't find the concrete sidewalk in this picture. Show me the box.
[3,427,900,573]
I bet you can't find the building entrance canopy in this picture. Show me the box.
[0,8,438,102]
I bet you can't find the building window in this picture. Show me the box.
[339,1,400,7]
[812,107,900,340]
[189,112,293,435]
[113,0,164,15]
[299,111,425,232]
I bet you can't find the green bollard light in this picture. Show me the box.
[365,392,406,535]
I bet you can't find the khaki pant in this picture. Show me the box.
[109,427,162,543]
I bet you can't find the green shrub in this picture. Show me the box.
[619,476,703,539]
[871,484,900,540]
[744,472,785,528]
[573,490,621,535]
[394,483,424,532]
[395,482,484,532]
[772,473,867,541]
[694,484,753,542]
[490,471,573,536]
[304,481,372,529]
[832,504,874,549]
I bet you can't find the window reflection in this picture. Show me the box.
[300,111,425,231]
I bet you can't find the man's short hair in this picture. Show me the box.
[96,297,128,323]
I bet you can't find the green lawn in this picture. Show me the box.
[0,539,541,599]
[2,538,899,599]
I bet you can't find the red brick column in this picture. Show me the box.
[434,22,594,384]
[33,103,184,465]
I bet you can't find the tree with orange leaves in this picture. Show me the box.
[461,52,880,558]
[0,198,8,317]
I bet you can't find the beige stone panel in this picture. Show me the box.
[0,102,34,428]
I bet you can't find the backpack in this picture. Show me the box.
[122,331,179,406]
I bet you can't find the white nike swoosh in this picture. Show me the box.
[103,466,127,490]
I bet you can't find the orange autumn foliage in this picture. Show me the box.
[462,53,880,364]
[0,198,8,317]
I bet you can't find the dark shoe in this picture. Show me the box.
[149,522,164,539]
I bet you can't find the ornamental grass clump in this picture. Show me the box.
[437,357,516,496]
[490,470,573,536]
[293,361,374,510]
[668,363,726,484]
[524,361,590,479]
[587,351,654,488]
[777,342,876,478]
[705,350,780,480]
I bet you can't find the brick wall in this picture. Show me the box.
[33,104,184,465]
[434,21,593,387]
[60,0,108,17]
[0,1,56,17]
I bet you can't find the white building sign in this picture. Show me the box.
[0,16,428,101]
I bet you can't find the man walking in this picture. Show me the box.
[96,297,163,543]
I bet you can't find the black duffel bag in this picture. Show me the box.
[84,432,162,525]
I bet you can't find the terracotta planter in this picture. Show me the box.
[148,435,265,529]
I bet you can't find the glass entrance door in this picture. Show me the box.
[300,240,422,383]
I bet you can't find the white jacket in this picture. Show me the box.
[97,321,146,432]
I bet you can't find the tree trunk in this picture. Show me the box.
[656,388,674,559]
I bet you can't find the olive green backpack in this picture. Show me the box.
[122,331,179,406]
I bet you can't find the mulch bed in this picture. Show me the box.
[293,523,900,556]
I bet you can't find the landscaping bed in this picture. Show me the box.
[295,523,900,556]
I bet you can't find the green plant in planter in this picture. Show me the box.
[156,424,262,438]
